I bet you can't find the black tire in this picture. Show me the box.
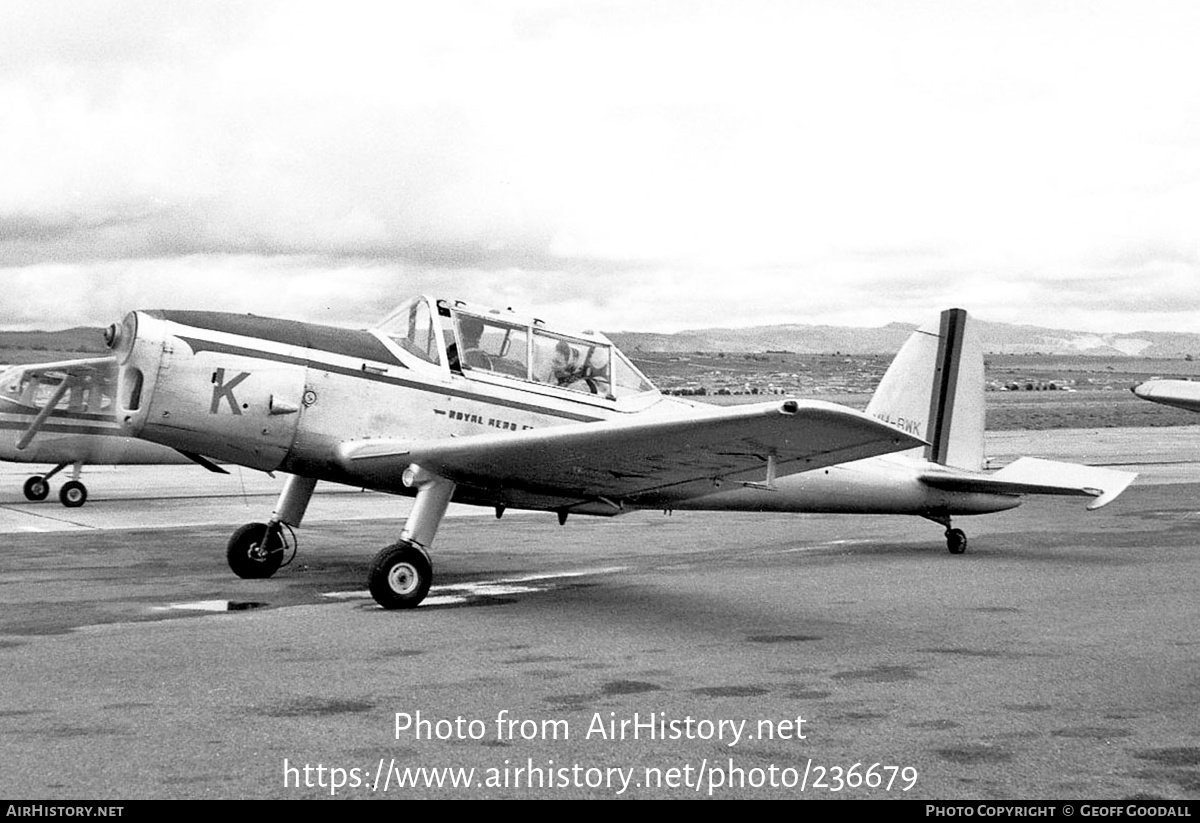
[947,528,968,555]
[226,522,284,579]
[23,476,50,502]
[368,541,432,609]
[59,480,88,508]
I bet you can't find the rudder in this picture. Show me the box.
[864,308,984,470]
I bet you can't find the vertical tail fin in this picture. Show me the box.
[864,308,984,470]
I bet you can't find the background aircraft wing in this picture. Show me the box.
[15,356,116,378]
[1132,379,1200,413]
[337,399,925,510]
[919,457,1137,510]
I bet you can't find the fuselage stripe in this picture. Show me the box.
[153,310,406,367]
[0,420,126,437]
[174,335,606,423]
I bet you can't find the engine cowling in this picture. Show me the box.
[107,311,307,472]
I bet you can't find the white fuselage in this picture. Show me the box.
[113,310,1019,518]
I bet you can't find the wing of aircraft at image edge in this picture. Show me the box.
[102,297,1137,610]
[0,357,212,507]
[1132,379,1200,414]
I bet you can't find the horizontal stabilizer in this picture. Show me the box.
[921,457,1137,510]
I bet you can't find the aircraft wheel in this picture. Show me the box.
[368,541,432,610]
[226,522,284,579]
[947,528,968,555]
[23,476,50,502]
[59,480,88,508]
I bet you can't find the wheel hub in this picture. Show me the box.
[387,562,421,596]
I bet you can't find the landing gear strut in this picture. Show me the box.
[367,465,455,610]
[924,514,968,554]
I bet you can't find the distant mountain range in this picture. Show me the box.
[607,319,1200,358]
[1,320,1197,361]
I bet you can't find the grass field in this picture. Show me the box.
[632,352,1200,430]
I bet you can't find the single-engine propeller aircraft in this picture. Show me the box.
[102,298,1136,609]
[0,358,222,506]
[1131,379,1200,413]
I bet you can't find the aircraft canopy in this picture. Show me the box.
[375,297,656,400]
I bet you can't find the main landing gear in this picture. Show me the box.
[22,463,89,507]
[367,541,433,610]
[223,467,455,611]
[366,466,455,610]
[925,514,968,554]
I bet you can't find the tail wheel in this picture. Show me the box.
[59,480,88,508]
[23,476,50,502]
[947,528,968,555]
[368,541,432,610]
[226,522,285,579]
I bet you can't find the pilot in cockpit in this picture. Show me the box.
[548,339,583,387]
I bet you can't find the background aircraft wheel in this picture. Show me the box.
[59,480,88,508]
[368,541,432,610]
[947,528,968,555]
[226,522,284,579]
[23,476,50,502]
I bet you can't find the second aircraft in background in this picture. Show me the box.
[0,358,221,506]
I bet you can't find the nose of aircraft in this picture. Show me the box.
[1131,381,1154,399]
[104,312,139,365]
[104,310,163,434]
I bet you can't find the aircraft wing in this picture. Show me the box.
[1132,380,1200,413]
[337,399,926,510]
[16,356,116,377]
[919,457,1137,510]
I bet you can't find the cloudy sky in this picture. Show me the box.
[2,0,1198,335]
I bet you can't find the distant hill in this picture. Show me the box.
[607,322,919,355]
[0,327,109,364]
[0,320,1197,361]
[607,319,1200,358]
